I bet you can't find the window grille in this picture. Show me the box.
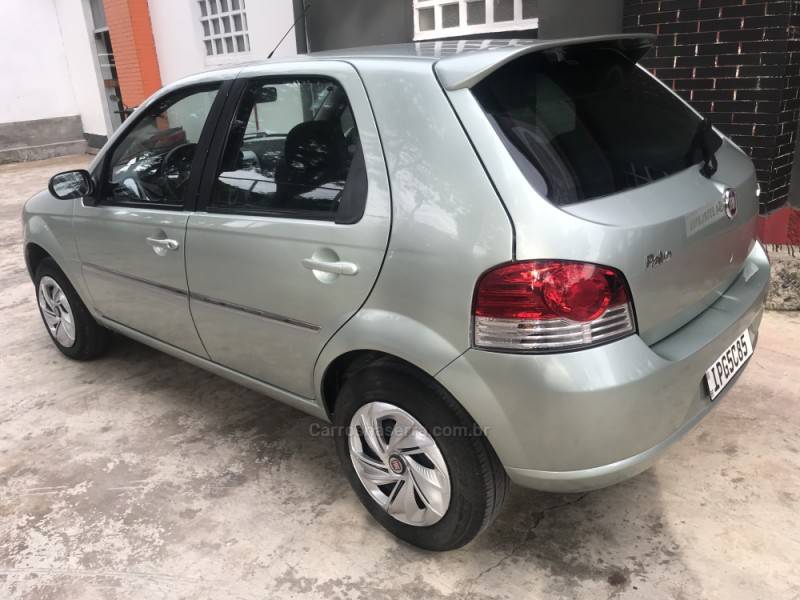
[414,0,538,41]
[198,0,251,56]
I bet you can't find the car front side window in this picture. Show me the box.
[104,85,221,208]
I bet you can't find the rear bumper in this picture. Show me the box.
[436,242,770,492]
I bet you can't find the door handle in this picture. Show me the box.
[302,258,359,276]
[145,237,180,251]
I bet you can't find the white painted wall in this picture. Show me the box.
[0,0,298,133]
[0,0,80,124]
[246,0,298,60]
[54,0,112,136]
[148,0,206,85]
[148,0,297,86]
[0,0,110,137]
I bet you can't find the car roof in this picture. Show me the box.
[309,38,538,60]
[308,34,652,61]
[173,34,654,92]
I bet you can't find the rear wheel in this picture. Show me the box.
[35,258,111,360]
[333,358,508,551]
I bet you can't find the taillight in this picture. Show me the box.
[473,260,636,352]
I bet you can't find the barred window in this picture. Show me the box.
[198,0,251,57]
[414,0,539,40]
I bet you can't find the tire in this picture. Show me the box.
[333,357,508,551]
[34,258,111,360]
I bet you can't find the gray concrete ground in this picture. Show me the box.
[766,246,800,310]
[1,155,799,600]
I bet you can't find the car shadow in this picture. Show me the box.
[95,333,694,594]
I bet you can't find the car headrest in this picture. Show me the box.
[282,120,347,184]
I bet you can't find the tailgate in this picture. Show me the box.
[438,37,759,345]
[559,142,758,344]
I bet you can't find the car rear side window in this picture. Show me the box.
[209,77,367,222]
[472,47,723,205]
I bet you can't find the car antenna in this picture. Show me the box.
[268,1,311,59]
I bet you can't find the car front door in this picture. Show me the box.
[186,63,391,398]
[74,81,229,356]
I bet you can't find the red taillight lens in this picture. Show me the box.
[542,264,611,321]
[473,260,635,351]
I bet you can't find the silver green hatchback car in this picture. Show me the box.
[23,35,770,550]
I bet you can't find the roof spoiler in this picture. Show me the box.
[434,34,656,91]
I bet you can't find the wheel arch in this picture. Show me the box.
[23,194,98,309]
[319,345,512,482]
[25,242,52,280]
[314,308,468,419]
[320,350,415,419]
[24,235,94,317]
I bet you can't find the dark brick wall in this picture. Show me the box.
[623,0,800,213]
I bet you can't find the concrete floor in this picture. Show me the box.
[1,155,799,600]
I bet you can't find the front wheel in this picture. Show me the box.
[333,358,508,551]
[35,258,111,360]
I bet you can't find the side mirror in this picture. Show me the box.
[255,86,277,103]
[48,170,94,200]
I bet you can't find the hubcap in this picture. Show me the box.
[348,402,451,526]
[38,276,76,348]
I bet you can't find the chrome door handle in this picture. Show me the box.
[145,237,180,251]
[302,258,359,276]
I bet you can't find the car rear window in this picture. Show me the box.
[472,46,723,205]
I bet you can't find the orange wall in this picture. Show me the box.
[103,0,162,108]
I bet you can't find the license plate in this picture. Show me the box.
[705,330,754,401]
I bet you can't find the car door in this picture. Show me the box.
[186,62,391,398]
[73,81,229,356]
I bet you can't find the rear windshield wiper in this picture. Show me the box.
[688,118,718,178]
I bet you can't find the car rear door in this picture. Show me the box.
[185,62,391,398]
[73,80,230,355]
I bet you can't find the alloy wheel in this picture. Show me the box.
[38,276,76,348]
